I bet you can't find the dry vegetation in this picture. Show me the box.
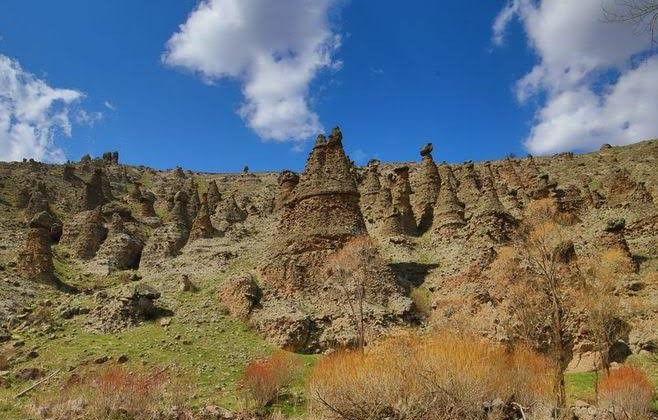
[598,365,655,419]
[25,365,193,420]
[308,331,555,420]
[239,350,303,411]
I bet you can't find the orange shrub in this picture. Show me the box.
[240,350,302,410]
[27,365,193,420]
[598,365,655,419]
[308,332,554,419]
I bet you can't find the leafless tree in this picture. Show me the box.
[603,0,658,44]
[326,236,379,352]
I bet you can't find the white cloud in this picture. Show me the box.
[0,54,83,162]
[163,0,341,142]
[103,100,116,111]
[76,109,103,127]
[493,0,658,154]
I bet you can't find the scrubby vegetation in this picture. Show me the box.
[308,332,555,419]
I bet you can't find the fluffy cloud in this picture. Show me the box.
[0,54,83,162]
[494,0,658,155]
[163,0,341,142]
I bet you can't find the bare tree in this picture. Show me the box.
[603,0,658,44]
[326,236,379,353]
[509,199,576,411]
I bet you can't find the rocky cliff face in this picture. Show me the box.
[0,137,656,361]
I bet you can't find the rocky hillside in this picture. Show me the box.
[0,134,656,417]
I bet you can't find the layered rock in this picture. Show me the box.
[189,193,217,242]
[358,160,383,227]
[432,165,466,234]
[94,213,143,273]
[377,173,405,236]
[415,146,441,234]
[457,162,481,218]
[250,128,412,352]
[471,166,517,242]
[17,212,55,283]
[391,166,417,235]
[60,207,108,259]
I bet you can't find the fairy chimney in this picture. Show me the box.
[391,166,416,235]
[189,193,217,242]
[17,212,55,283]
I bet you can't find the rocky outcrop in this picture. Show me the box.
[86,284,164,333]
[214,195,247,224]
[94,213,143,273]
[377,174,405,237]
[189,193,217,242]
[17,212,55,283]
[255,127,413,352]
[60,207,108,259]
[598,219,638,272]
[138,191,157,218]
[276,170,300,211]
[415,146,441,234]
[140,191,190,268]
[432,165,466,234]
[457,162,481,218]
[471,166,517,242]
[82,169,109,210]
[391,166,417,235]
[217,273,261,321]
[206,180,221,211]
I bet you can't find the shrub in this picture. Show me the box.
[26,365,193,420]
[240,350,302,410]
[409,287,432,319]
[308,331,554,420]
[598,365,655,419]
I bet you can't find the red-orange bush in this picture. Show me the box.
[598,365,655,419]
[240,350,302,410]
[309,332,555,419]
[27,365,193,420]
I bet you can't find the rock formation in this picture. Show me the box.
[432,165,466,234]
[391,166,417,235]
[94,213,143,273]
[415,146,441,234]
[471,166,517,242]
[206,180,222,211]
[82,169,109,210]
[457,162,481,218]
[377,173,405,237]
[598,219,638,272]
[248,127,412,352]
[138,191,157,218]
[140,191,190,268]
[189,193,217,242]
[276,170,300,211]
[215,195,247,224]
[358,160,382,224]
[60,207,108,259]
[17,212,55,283]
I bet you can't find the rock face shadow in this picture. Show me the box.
[388,262,439,288]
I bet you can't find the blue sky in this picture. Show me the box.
[0,1,656,172]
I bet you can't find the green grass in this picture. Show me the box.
[565,355,658,411]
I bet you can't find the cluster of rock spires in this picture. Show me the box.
[220,128,414,352]
[11,138,655,357]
